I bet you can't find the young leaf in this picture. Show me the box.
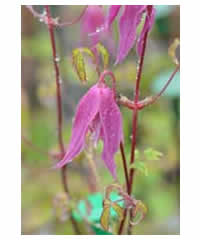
[72,48,87,84]
[96,43,109,69]
[130,200,148,226]
[111,202,124,220]
[100,206,110,231]
[144,147,163,161]
[130,161,148,176]
[168,38,180,65]
[72,47,95,84]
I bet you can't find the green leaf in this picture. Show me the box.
[72,48,95,84]
[100,206,110,231]
[91,225,112,235]
[96,43,109,69]
[144,147,163,161]
[168,38,180,65]
[130,161,148,176]
[72,48,87,84]
[111,202,124,220]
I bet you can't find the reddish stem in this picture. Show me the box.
[26,5,87,28]
[45,6,80,234]
[148,64,180,105]
[98,70,117,98]
[118,63,179,111]
[118,8,150,234]
[120,142,129,192]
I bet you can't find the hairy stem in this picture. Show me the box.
[45,5,81,234]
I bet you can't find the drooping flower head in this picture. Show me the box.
[56,79,123,179]
[105,5,155,64]
[81,5,105,46]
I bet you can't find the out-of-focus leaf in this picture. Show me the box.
[96,43,109,69]
[100,206,110,231]
[168,38,180,65]
[144,147,163,161]
[130,161,148,176]
[111,202,124,220]
[91,225,112,235]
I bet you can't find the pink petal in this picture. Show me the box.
[81,6,105,46]
[99,87,123,179]
[105,5,121,30]
[116,5,146,64]
[56,85,101,168]
[137,6,156,56]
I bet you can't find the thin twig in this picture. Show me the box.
[45,5,81,234]
[147,64,180,105]
[118,63,179,111]
[120,142,129,192]
[118,6,151,235]
[57,6,88,27]
[26,5,87,28]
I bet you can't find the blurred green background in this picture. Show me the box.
[21,5,180,235]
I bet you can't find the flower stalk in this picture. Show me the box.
[118,8,150,234]
[44,5,81,234]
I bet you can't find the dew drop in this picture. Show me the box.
[59,78,63,84]
[39,18,44,22]
[55,56,60,62]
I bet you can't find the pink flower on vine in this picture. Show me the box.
[105,5,155,64]
[56,83,123,179]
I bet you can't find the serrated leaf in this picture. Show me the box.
[144,147,163,161]
[111,202,124,220]
[168,38,180,65]
[72,48,87,84]
[100,206,110,231]
[96,43,109,69]
[130,161,148,176]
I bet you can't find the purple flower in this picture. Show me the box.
[56,84,123,179]
[105,5,155,64]
[81,6,105,46]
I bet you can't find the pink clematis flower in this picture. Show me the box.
[105,5,155,64]
[81,5,105,46]
[56,83,123,179]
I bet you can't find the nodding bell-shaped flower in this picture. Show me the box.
[56,82,123,179]
[81,5,105,46]
[105,5,155,64]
